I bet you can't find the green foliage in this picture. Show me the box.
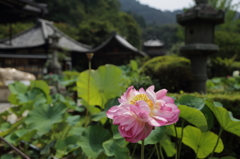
[78,126,111,158]
[34,0,142,49]
[205,100,240,137]
[209,56,240,77]
[118,0,179,25]
[25,103,67,136]
[119,12,142,49]
[141,126,166,145]
[214,31,240,59]
[120,60,160,90]
[183,125,224,159]
[207,76,240,93]
[2,64,240,159]
[77,64,126,108]
[141,56,192,92]
[0,22,33,39]
[77,20,115,47]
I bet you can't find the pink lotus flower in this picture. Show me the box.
[106,85,180,143]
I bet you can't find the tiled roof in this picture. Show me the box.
[92,32,147,56]
[0,19,91,53]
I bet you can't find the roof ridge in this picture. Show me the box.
[0,24,37,43]
[43,20,92,49]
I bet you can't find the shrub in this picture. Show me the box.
[208,57,240,77]
[141,56,192,92]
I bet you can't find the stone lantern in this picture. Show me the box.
[49,30,62,75]
[176,0,224,93]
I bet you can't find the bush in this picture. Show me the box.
[141,56,192,92]
[208,57,240,77]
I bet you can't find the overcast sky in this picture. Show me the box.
[138,0,240,12]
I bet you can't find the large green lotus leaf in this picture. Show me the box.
[77,125,111,158]
[8,81,28,94]
[165,124,182,138]
[30,80,51,103]
[77,64,125,108]
[161,134,176,157]
[25,103,67,136]
[30,80,50,96]
[103,139,129,159]
[183,126,224,159]
[205,99,240,137]
[177,95,205,110]
[179,105,208,132]
[201,105,215,131]
[137,126,166,145]
[17,88,46,104]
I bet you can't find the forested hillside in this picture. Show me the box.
[8,0,141,49]
[118,0,182,25]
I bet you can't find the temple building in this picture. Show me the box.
[0,19,91,77]
[72,32,147,70]
[143,39,165,57]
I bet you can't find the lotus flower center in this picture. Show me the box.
[130,94,154,108]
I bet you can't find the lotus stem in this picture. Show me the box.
[141,139,145,159]
[210,126,223,157]
[148,145,156,159]
[155,143,160,159]
[174,123,178,159]
[177,120,185,159]
[0,137,30,159]
[159,142,165,159]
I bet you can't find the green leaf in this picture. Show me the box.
[179,105,208,132]
[30,80,50,96]
[40,140,56,155]
[103,139,129,159]
[25,103,67,136]
[205,99,240,137]
[8,94,18,105]
[0,119,25,137]
[17,88,46,104]
[177,95,205,110]
[111,125,126,147]
[68,127,85,137]
[201,105,215,131]
[0,154,15,159]
[165,124,182,138]
[77,125,111,158]
[139,126,166,145]
[8,81,28,94]
[77,64,125,108]
[182,126,224,159]
[55,135,80,158]
[66,115,80,126]
[30,80,51,103]
[161,134,176,157]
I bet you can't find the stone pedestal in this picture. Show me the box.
[176,0,224,93]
